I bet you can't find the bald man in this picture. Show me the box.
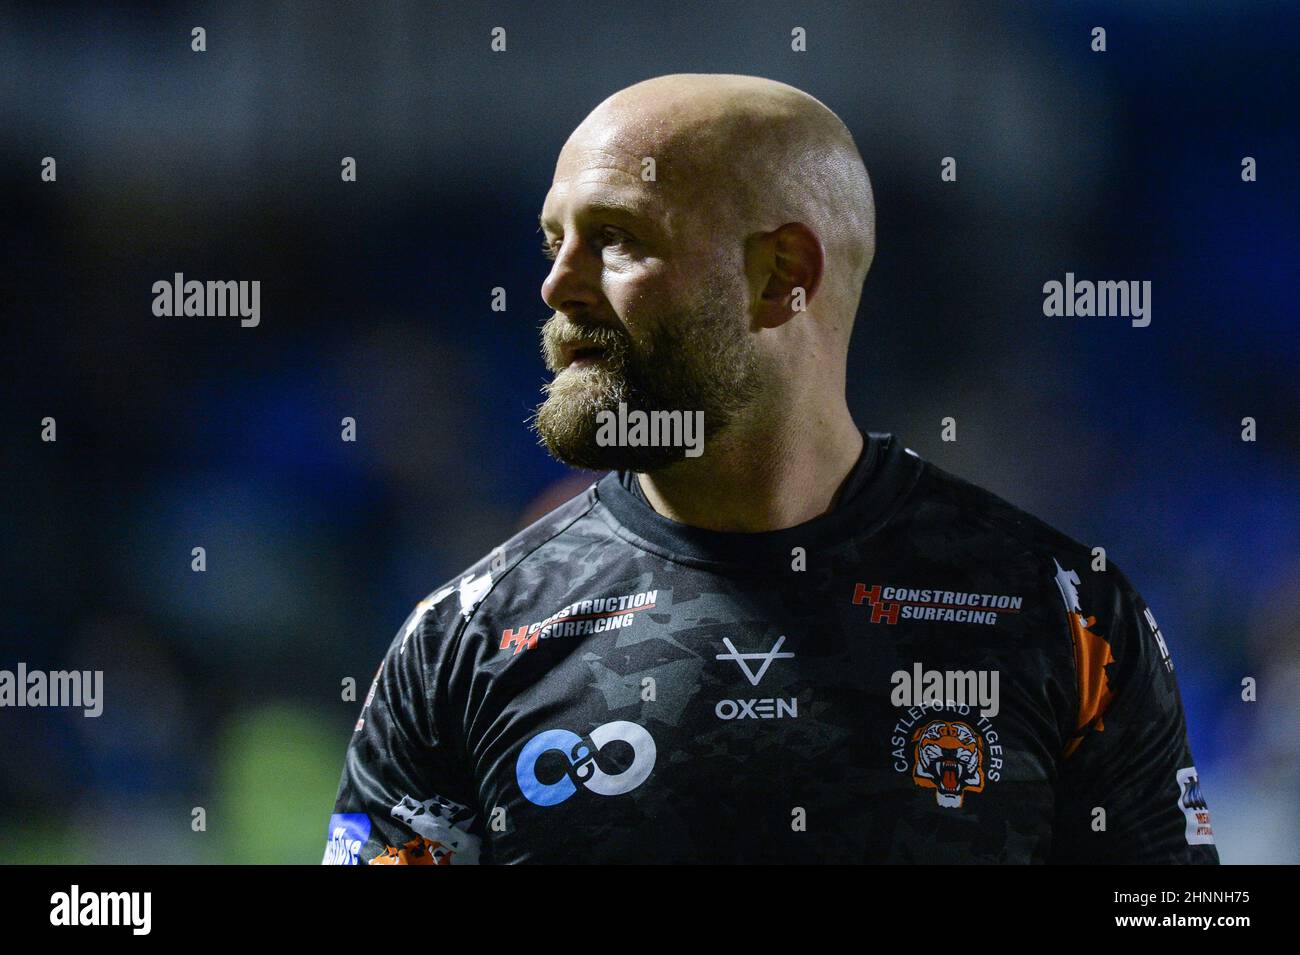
[325,75,1218,864]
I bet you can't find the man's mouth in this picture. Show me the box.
[561,344,610,368]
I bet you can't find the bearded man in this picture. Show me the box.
[324,74,1218,865]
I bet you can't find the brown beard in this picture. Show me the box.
[531,278,762,471]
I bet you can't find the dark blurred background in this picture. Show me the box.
[1,1,1296,863]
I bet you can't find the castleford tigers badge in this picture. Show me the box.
[890,702,1003,808]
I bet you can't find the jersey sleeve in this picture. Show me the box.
[1047,560,1219,864]
[322,586,485,865]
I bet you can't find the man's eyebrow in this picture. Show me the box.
[538,196,660,234]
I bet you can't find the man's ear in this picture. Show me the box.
[747,222,825,330]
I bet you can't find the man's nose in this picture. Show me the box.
[541,238,601,314]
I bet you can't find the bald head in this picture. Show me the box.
[561,73,875,331]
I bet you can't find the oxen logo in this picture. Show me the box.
[910,719,986,808]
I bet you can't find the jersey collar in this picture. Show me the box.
[592,431,922,569]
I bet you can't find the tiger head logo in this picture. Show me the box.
[911,719,985,808]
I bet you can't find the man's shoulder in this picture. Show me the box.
[897,452,1137,603]
[904,455,1091,556]
[399,479,606,640]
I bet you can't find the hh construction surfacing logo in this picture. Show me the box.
[499,588,659,654]
[851,583,1022,626]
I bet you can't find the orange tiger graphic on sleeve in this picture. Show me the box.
[368,836,456,865]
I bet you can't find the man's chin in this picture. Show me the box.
[541,437,689,473]
[534,396,690,473]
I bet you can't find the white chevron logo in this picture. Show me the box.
[716,636,795,686]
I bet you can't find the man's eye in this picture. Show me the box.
[601,227,631,248]
[541,229,632,261]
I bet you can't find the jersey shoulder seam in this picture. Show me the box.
[444,487,601,666]
[917,459,1097,561]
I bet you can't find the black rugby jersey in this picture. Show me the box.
[323,433,1218,864]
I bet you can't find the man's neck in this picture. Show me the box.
[635,405,864,533]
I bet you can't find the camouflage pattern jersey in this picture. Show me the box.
[323,432,1219,864]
